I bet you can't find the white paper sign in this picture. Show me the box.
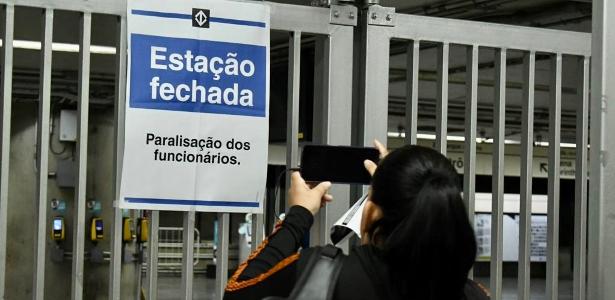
[119,0,270,213]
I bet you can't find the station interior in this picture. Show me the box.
[0,0,602,299]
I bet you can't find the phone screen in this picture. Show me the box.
[300,145,380,184]
[95,220,103,231]
[53,219,63,231]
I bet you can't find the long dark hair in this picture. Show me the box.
[368,145,476,299]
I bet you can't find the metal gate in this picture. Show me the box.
[354,5,591,300]
[0,0,613,300]
[0,1,354,300]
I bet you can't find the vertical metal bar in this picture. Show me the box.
[589,1,615,298]
[491,48,506,300]
[324,29,353,248]
[180,211,195,300]
[518,51,535,300]
[312,36,326,145]
[546,53,562,300]
[405,40,420,145]
[251,213,264,252]
[134,211,143,300]
[284,30,301,235]
[215,213,230,300]
[573,56,589,300]
[285,31,301,195]
[309,27,353,248]
[436,43,449,155]
[464,45,479,280]
[71,12,91,300]
[0,5,14,299]
[147,211,159,300]
[33,8,53,300]
[109,15,127,300]
[357,23,389,147]
[464,45,478,225]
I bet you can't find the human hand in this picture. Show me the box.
[288,171,332,216]
[364,139,388,176]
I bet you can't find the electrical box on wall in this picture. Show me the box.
[56,159,75,188]
[59,110,77,142]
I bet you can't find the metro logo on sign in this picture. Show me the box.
[192,8,210,28]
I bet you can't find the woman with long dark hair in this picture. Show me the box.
[224,142,489,300]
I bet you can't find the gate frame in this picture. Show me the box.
[589,0,615,299]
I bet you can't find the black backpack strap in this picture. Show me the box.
[286,245,345,300]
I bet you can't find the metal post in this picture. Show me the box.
[357,14,389,147]
[464,45,478,227]
[109,15,127,300]
[573,56,589,300]
[33,8,53,300]
[318,26,354,248]
[285,30,301,239]
[134,210,143,300]
[147,211,159,300]
[589,1,615,298]
[0,5,14,299]
[491,48,506,300]
[251,213,264,251]
[215,213,230,300]
[313,36,326,145]
[405,40,419,145]
[71,12,91,300]
[180,211,195,300]
[285,30,301,194]
[435,43,449,155]
[518,51,535,300]
[546,53,562,300]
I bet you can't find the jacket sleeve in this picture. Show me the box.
[464,279,491,300]
[224,206,313,300]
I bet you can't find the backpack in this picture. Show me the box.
[263,245,344,300]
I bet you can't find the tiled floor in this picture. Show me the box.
[157,275,573,299]
[158,275,216,300]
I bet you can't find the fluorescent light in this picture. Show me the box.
[388,131,577,148]
[417,133,435,140]
[534,141,577,149]
[388,132,517,144]
[447,135,465,142]
[0,39,116,55]
[12,40,40,50]
[91,45,117,55]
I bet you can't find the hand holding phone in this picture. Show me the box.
[288,172,332,216]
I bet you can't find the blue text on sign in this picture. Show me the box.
[130,34,267,117]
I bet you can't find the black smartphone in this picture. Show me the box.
[300,145,380,184]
